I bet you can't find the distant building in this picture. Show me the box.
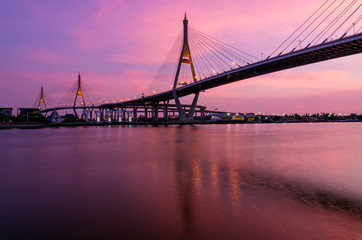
[0,108,13,122]
[48,111,62,124]
[17,108,46,122]
[208,112,230,120]
[210,115,222,121]
[62,113,78,122]
[232,113,245,121]
[244,113,255,122]
[17,108,40,116]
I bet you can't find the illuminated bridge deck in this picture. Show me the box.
[112,32,362,106]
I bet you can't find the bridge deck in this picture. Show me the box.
[120,32,362,104]
[42,33,362,113]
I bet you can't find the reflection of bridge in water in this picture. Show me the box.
[39,1,362,122]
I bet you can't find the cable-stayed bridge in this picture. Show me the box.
[39,0,362,122]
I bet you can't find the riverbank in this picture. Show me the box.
[1,119,362,129]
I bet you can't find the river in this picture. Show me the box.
[1,123,362,239]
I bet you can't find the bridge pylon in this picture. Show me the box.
[37,86,47,109]
[73,73,86,117]
[172,13,199,121]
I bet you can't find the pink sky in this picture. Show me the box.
[0,0,361,114]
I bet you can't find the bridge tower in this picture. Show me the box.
[37,86,47,109]
[172,13,199,121]
[73,73,86,117]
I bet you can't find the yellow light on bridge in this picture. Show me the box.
[212,69,216,73]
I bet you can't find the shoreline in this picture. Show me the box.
[1,119,362,129]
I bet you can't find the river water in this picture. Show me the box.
[1,123,362,239]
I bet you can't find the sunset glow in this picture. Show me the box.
[0,0,361,114]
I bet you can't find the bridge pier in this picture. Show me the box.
[163,101,169,122]
[89,104,94,121]
[122,108,126,122]
[145,107,148,121]
[173,91,186,121]
[173,91,200,122]
[133,106,138,121]
[152,102,159,123]
[115,107,120,122]
[187,92,199,120]
[112,109,116,121]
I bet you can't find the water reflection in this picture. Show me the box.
[1,124,362,239]
[167,124,362,239]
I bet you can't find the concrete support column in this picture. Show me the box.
[145,107,148,122]
[152,102,159,123]
[116,107,119,122]
[122,108,126,121]
[133,106,137,121]
[101,108,104,121]
[172,90,186,121]
[187,92,199,120]
[163,101,169,122]
[89,108,93,121]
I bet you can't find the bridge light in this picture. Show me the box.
[194,76,198,79]
[212,69,216,73]
[153,90,156,94]
[232,61,236,65]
